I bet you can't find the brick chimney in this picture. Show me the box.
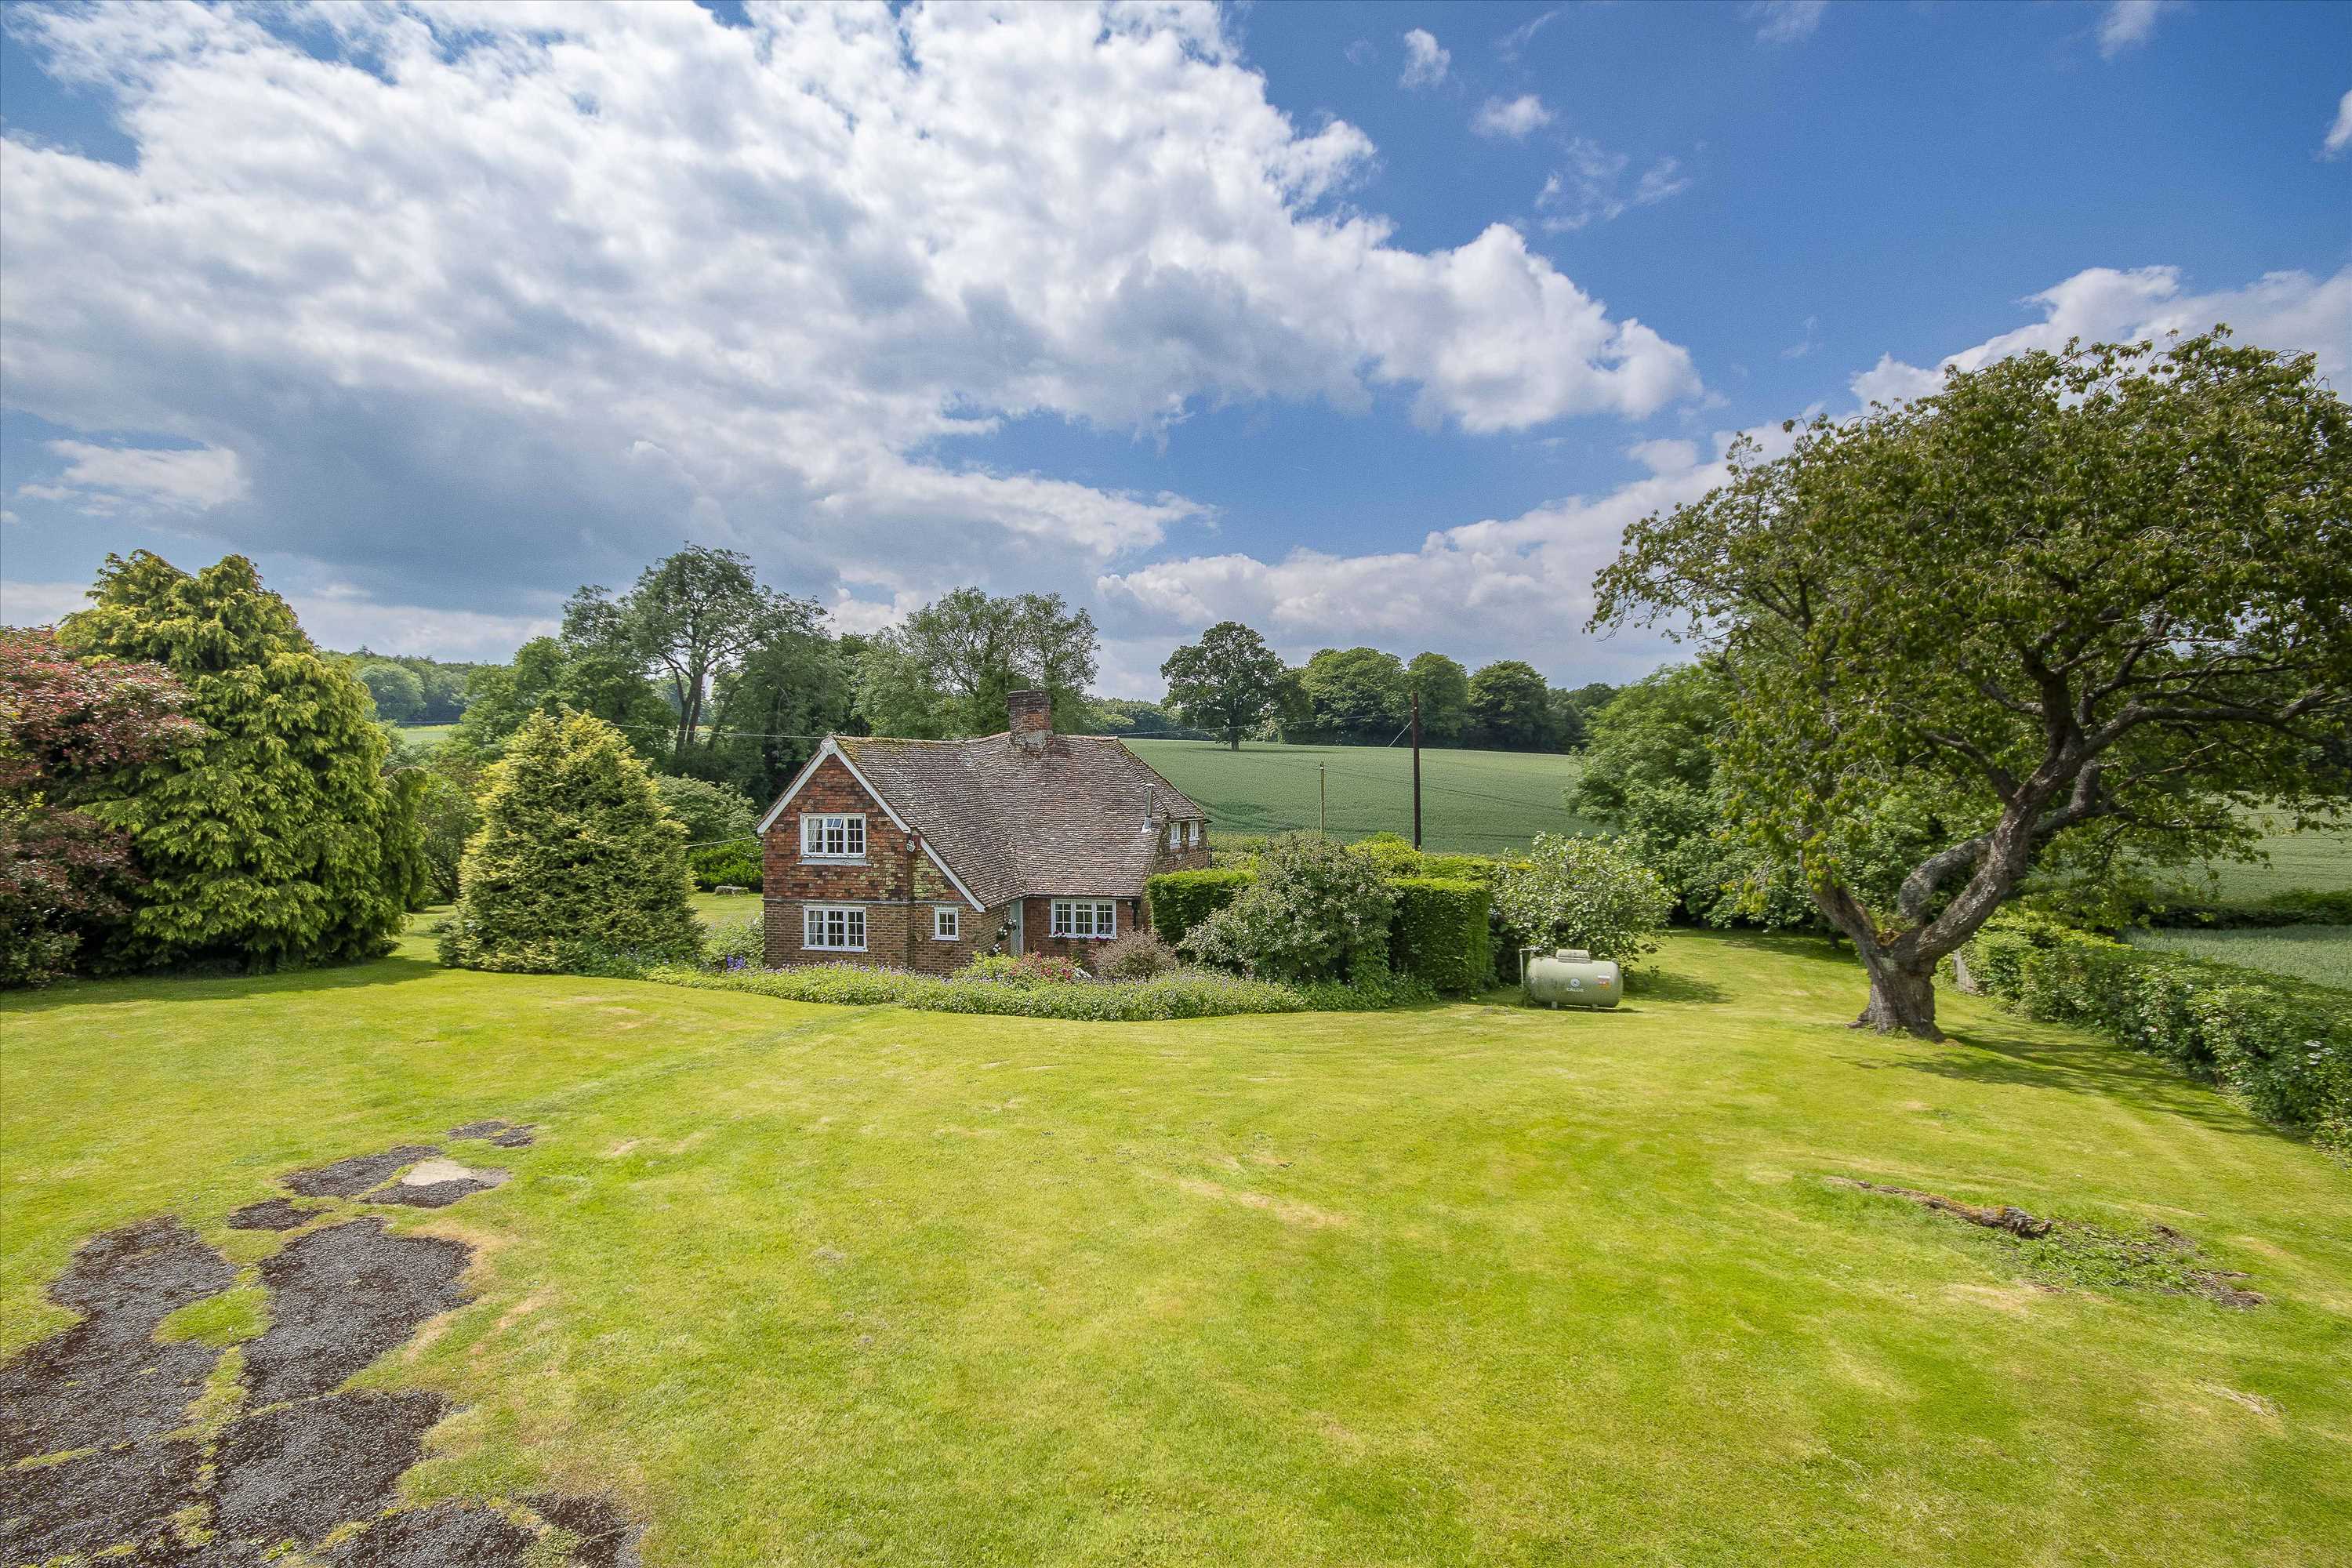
[1008,688,1053,751]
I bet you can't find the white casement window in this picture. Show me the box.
[800,812,866,860]
[933,906,960,941]
[1164,822,1180,851]
[1050,898,1117,939]
[802,906,866,951]
[1186,821,1202,848]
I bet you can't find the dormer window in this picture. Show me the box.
[800,812,866,860]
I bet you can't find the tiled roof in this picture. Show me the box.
[833,731,1205,905]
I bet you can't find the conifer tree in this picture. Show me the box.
[438,710,701,972]
[58,552,408,971]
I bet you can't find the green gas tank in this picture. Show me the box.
[1521,947,1622,1008]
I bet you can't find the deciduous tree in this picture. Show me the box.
[1162,622,1286,750]
[1595,332,2352,1036]
[1467,660,1556,751]
[1404,652,1471,745]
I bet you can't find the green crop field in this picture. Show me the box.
[2174,815,2352,898]
[2125,926,2352,991]
[1126,739,1592,855]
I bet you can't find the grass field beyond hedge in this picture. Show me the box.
[5,921,2350,1565]
[2125,924,2352,991]
[1124,738,1592,853]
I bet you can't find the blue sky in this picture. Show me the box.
[2,0,2346,694]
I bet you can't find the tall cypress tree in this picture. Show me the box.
[58,552,408,971]
[438,710,701,973]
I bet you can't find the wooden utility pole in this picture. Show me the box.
[1319,764,1327,836]
[1410,691,1423,850]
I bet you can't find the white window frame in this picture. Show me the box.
[802,905,866,952]
[1164,822,1180,851]
[800,812,866,861]
[933,906,960,941]
[1186,820,1202,848]
[1050,898,1118,940]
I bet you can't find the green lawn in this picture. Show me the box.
[2125,925,2352,990]
[6,922,2349,1565]
[1125,738,1593,854]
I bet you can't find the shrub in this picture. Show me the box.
[1182,833,1395,984]
[1095,928,1180,980]
[1492,833,1673,963]
[652,774,757,846]
[2,627,198,986]
[706,915,764,970]
[688,842,763,891]
[1387,877,1493,994]
[960,953,1083,986]
[1146,867,1255,947]
[1964,913,2352,1154]
[438,710,702,973]
[57,552,408,972]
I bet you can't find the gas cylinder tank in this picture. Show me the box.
[1521,947,1622,1008]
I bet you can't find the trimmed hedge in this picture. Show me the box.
[1152,866,1497,994]
[1964,912,2351,1155]
[1147,869,1255,947]
[1388,877,1493,995]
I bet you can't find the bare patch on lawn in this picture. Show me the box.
[0,1129,641,1565]
[1167,1174,1349,1229]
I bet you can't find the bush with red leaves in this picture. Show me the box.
[2,627,198,985]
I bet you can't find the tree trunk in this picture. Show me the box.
[1811,880,1946,1040]
[1853,949,1941,1040]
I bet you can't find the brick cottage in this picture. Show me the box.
[756,690,1211,971]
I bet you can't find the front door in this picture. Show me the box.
[1006,900,1024,956]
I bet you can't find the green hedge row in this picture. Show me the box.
[1147,868,1494,996]
[1963,912,2351,1155]
[688,842,762,892]
[1147,869,1255,947]
[2137,887,2352,929]
[1387,877,1493,995]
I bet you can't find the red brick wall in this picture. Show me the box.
[1019,894,1145,965]
[762,753,1012,972]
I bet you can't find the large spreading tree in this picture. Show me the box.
[1162,621,1286,750]
[56,553,412,971]
[856,587,1099,737]
[1594,332,2352,1037]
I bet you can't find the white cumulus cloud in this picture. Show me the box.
[0,1,1698,637]
[2323,89,2352,159]
[1103,260,2352,692]
[1399,28,1450,89]
[1850,264,2352,406]
[1473,94,1554,140]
